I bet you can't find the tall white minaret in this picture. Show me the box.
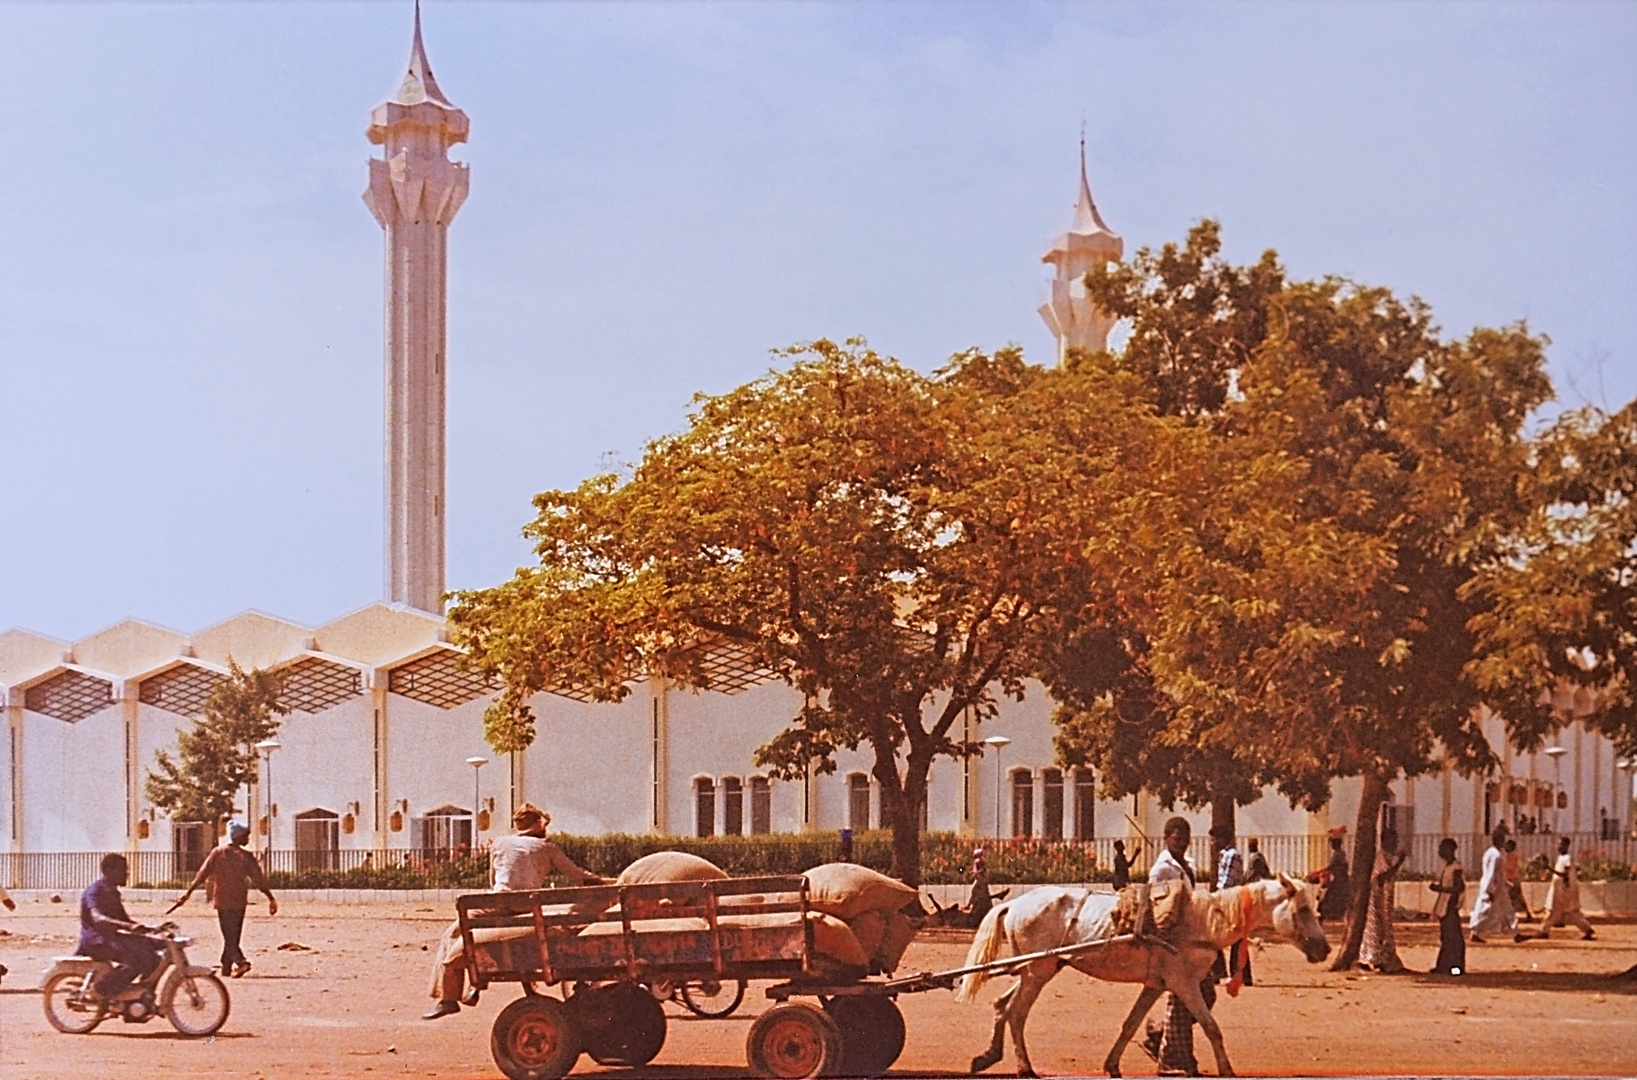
[364,3,468,613]
[1039,140,1123,365]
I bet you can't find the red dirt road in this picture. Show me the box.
[3,897,1635,1078]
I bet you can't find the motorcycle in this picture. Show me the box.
[41,921,231,1037]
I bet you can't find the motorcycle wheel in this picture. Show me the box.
[680,977,747,1018]
[163,971,231,1037]
[42,972,104,1034]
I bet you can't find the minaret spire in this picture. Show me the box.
[363,5,470,613]
[397,0,453,107]
[1039,138,1123,366]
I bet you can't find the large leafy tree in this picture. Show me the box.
[449,340,1191,884]
[147,661,288,827]
[1468,401,1637,757]
[1049,222,1554,966]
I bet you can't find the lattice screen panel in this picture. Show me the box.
[281,657,363,714]
[139,664,227,718]
[24,670,114,723]
[388,650,495,710]
[687,639,777,695]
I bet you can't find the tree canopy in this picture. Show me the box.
[449,340,1202,884]
[1046,222,1554,965]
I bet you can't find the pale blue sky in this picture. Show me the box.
[1,1,1633,641]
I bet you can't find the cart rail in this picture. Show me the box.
[455,874,819,992]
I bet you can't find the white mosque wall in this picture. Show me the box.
[21,703,124,851]
[269,696,376,850]
[521,687,653,837]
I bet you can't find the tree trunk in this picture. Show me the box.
[1330,770,1390,971]
[1208,797,1236,891]
[874,747,926,888]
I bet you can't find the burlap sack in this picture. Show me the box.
[617,851,729,920]
[871,910,917,973]
[616,851,728,885]
[803,863,917,920]
[1111,880,1190,938]
[845,909,888,958]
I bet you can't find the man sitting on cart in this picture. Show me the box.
[425,803,608,1020]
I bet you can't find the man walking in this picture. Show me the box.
[1314,828,1351,923]
[1470,826,1520,944]
[1539,836,1595,940]
[1143,817,1213,1076]
[174,821,278,977]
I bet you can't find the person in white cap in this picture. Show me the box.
[174,821,278,977]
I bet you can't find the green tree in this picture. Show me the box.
[1468,400,1637,756]
[147,661,288,827]
[449,340,1192,885]
[1054,222,1554,967]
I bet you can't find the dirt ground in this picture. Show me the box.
[2,895,1635,1079]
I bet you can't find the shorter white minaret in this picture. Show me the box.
[1039,141,1123,365]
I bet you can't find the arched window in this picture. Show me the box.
[1010,768,1034,838]
[1042,768,1064,840]
[171,821,211,877]
[295,808,341,871]
[695,777,716,838]
[1073,767,1096,840]
[723,776,744,836]
[412,805,472,862]
[848,773,871,833]
[750,776,772,835]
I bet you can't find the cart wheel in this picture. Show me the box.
[681,977,748,1018]
[824,995,906,1077]
[746,1001,843,1079]
[491,995,583,1080]
[572,982,668,1066]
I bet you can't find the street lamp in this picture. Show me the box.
[1618,759,1636,839]
[466,756,488,847]
[982,736,1011,838]
[256,739,281,854]
[1544,746,1567,834]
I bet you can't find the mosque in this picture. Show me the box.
[1,13,1629,877]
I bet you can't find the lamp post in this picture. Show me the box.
[466,756,488,849]
[1544,746,1567,834]
[255,739,281,855]
[982,736,1011,838]
[1618,758,1635,840]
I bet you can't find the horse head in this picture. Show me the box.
[1270,872,1330,963]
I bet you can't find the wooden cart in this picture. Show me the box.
[456,874,1154,1080]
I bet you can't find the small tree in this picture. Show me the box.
[147,661,288,828]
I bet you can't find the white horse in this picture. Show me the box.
[956,875,1329,1078]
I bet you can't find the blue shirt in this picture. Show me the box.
[1217,846,1244,890]
[77,876,131,953]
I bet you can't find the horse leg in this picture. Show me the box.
[1102,985,1163,1078]
[1172,981,1232,1078]
[970,980,1018,1074]
[1005,960,1059,1079]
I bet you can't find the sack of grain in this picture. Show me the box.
[616,851,729,885]
[617,851,729,919]
[872,910,917,973]
[845,909,888,958]
[803,863,917,920]
[809,912,870,968]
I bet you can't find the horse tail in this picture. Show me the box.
[956,903,1009,1002]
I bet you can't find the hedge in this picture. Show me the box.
[220,832,1113,891]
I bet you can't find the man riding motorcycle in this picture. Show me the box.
[78,852,162,1001]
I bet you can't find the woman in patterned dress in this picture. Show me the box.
[1359,826,1407,973]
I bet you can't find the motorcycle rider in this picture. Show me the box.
[77,852,162,1001]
